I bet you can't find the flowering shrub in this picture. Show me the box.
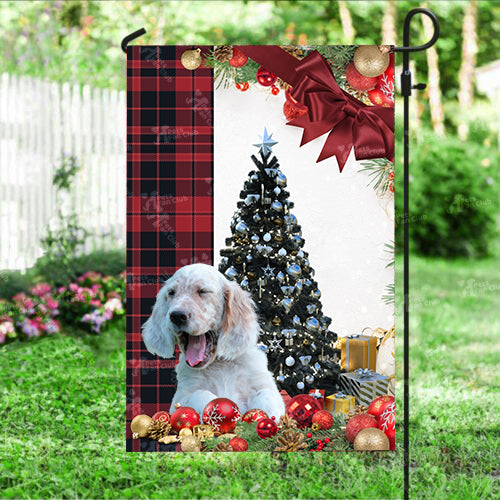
[0,271,125,345]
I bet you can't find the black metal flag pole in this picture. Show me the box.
[395,8,439,499]
[121,10,440,498]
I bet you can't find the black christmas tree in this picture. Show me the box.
[219,129,341,397]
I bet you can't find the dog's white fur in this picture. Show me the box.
[142,263,285,419]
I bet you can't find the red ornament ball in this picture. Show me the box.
[228,47,248,68]
[378,401,395,450]
[170,406,201,432]
[345,62,378,91]
[367,87,394,108]
[312,410,334,430]
[283,90,308,122]
[242,408,269,424]
[367,395,395,421]
[345,413,377,443]
[256,417,278,439]
[152,411,170,424]
[229,436,249,451]
[202,398,241,434]
[271,85,280,96]
[285,394,322,428]
[306,432,312,438]
[256,66,277,87]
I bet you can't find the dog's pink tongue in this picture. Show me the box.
[186,334,206,367]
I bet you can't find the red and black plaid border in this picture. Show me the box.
[126,46,213,452]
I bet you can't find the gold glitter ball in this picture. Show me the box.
[181,48,202,70]
[353,428,390,451]
[354,45,390,77]
[180,435,202,452]
[130,414,152,438]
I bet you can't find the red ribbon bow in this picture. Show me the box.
[235,46,394,172]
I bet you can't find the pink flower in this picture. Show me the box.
[43,319,60,334]
[21,319,40,337]
[0,320,14,343]
[69,283,79,292]
[46,298,59,310]
[90,299,101,307]
[38,304,48,315]
[104,298,123,313]
[30,284,51,297]
[12,293,27,303]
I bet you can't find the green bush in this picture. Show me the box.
[0,270,36,299]
[35,249,126,286]
[395,131,498,257]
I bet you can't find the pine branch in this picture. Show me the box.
[203,416,349,453]
[382,283,395,305]
[359,159,394,195]
[384,240,395,268]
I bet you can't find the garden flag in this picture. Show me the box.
[126,45,395,452]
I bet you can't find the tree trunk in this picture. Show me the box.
[422,6,445,136]
[382,0,397,45]
[458,0,478,139]
[338,1,355,44]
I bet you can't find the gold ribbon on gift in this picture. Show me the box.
[340,334,377,371]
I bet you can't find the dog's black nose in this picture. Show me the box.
[170,310,190,327]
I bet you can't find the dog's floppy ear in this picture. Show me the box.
[142,286,175,358]
[218,279,259,360]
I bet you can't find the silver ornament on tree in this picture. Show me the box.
[271,201,283,212]
[306,317,320,332]
[224,267,238,279]
[299,355,312,366]
[287,264,302,278]
[235,221,248,234]
[282,298,292,313]
[285,356,295,367]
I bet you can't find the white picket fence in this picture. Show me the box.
[0,73,126,271]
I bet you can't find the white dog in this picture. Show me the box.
[142,263,285,420]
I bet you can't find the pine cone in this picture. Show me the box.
[277,77,291,92]
[281,45,304,60]
[345,405,368,423]
[214,45,233,63]
[277,414,298,431]
[344,83,371,106]
[214,442,233,452]
[274,430,307,452]
[147,420,172,440]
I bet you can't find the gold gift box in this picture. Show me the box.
[340,335,377,371]
[325,393,355,414]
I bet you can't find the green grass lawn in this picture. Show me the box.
[1,256,498,499]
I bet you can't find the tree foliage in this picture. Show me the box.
[0,0,498,98]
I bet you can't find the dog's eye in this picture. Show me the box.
[168,290,175,297]
[198,289,209,295]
